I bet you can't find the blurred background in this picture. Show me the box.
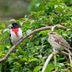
[0,0,72,22]
[0,0,31,21]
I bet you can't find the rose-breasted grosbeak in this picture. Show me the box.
[10,23,22,45]
[48,32,71,52]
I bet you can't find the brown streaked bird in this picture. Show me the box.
[48,32,72,52]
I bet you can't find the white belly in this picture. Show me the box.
[10,28,22,45]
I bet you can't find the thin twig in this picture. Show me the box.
[61,51,70,56]
[41,50,71,72]
[42,53,54,72]
[51,24,68,31]
[42,52,59,72]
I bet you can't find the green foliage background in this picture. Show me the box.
[0,0,72,72]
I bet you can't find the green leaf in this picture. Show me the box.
[45,63,54,72]
[28,57,39,62]
[33,66,41,72]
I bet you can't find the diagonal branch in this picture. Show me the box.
[41,51,71,72]
[42,52,54,72]
[0,25,68,63]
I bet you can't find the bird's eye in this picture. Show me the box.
[50,32,54,34]
[49,32,56,35]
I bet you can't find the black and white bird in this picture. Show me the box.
[10,23,22,45]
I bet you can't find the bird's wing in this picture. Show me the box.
[53,33,70,49]
[10,34,13,46]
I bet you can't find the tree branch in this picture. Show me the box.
[42,53,54,72]
[0,25,68,63]
[41,51,71,72]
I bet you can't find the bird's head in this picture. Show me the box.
[48,32,57,36]
[11,23,20,28]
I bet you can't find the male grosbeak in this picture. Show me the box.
[10,23,22,45]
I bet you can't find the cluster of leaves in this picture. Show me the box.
[0,0,72,72]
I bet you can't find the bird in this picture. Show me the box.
[48,32,72,66]
[48,32,72,52]
[10,23,22,45]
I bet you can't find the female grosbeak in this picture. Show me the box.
[48,32,72,66]
[48,32,71,51]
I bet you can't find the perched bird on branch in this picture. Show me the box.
[10,23,22,45]
[48,32,72,65]
[48,32,72,53]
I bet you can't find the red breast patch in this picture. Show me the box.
[12,28,19,37]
